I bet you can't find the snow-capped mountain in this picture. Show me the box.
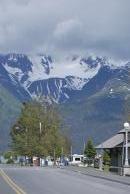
[1,53,130,152]
[0,53,129,103]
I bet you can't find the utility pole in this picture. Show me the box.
[61,147,64,158]
[83,141,86,155]
[39,122,42,135]
[25,128,28,165]
[70,145,73,162]
[39,122,42,166]
[54,149,56,166]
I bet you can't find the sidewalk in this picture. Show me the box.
[66,166,130,186]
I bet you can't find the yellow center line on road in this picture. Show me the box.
[0,169,27,194]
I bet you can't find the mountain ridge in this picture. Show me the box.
[0,53,129,103]
[0,53,130,151]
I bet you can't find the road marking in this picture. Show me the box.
[0,169,26,194]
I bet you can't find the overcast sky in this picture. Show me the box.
[0,0,129,60]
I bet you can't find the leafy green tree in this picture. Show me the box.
[11,100,69,158]
[84,138,96,159]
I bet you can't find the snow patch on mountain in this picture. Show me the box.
[28,55,101,82]
[4,63,24,82]
[102,57,128,69]
[65,77,88,90]
[28,55,50,80]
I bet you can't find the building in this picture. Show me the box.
[71,154,84,165]
[96,127,130,175]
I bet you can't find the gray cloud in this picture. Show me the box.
[53,19,86,50]
[0,0,129,60]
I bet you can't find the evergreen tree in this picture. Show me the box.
[84,138,96,159]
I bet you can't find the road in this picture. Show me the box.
[0,166,130,194]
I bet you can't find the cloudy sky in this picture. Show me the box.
[0,0,129,60]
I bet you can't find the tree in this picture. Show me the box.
[11,100,69,158]
[84,138,96,159]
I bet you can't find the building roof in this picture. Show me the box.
[96,133,124,149]
[72,154,84,157]
[118,128,130,134]
[96,126,130,149]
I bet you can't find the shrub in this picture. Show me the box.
[6,158,14,164]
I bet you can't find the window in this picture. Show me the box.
[75,158,81,161]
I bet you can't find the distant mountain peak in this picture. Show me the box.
[0,53,129,103]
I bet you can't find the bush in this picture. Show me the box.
[104,164,110,172]
[103,151,111,172]
[6,158,14,164]
[4,151,14,160]
[103,151,111,166]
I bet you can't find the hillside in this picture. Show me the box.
[60,77,130,152]
[0,84,21,151]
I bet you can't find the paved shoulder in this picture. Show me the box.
[66,166,130,185]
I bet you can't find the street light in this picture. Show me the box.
[124,122,129,167]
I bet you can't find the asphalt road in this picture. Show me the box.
[0,170,15,194]
[0,167,130,194]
